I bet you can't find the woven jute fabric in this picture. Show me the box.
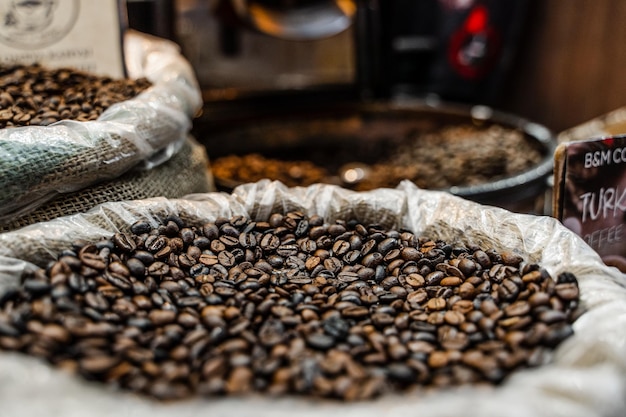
[1,132,142,209]
[0,137,214,233]
[0,30,203,220]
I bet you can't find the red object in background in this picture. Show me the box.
[466,4,488,33]
[448,4,501,79]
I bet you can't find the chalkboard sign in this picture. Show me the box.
[554,108,626,271]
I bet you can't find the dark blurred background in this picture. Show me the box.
[127,0,626,134]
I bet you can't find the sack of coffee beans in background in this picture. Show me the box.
[0,181,624,417]
[0,30,202,222]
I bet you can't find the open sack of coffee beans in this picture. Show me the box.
[0,180,625,417]
[0,29,203,222]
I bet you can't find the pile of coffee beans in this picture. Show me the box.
[0,212,580,401]
[210,124,544,191]
[0,64,152,128]
[212,154,330,188]
[354,125,544,191]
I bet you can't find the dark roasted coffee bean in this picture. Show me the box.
[425,271,444,286]
[528,291,550,308]
[219,235,239,247]
[306,333,335,350]
[498,279,520,301]
[112,233,136,252]
[555,283,579,301]
[377,238,397,255]
[543,323,574,347]
[23,279,51,294]
[200,223,217,240]
[104,272,132,291]
[538,309,567,324]
[130,220,152,235]
[362,252,383,268]
[79,252,106,270]
[260,234,280,251]
[217,251,236,267]
[258,318,285,347]
[322,316,350,339]
[124,258,145,278]
[79,355,120,374]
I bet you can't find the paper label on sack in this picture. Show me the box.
[0,0,126,78]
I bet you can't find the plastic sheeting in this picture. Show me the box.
[0,180,625,417]
[0,30,202,221]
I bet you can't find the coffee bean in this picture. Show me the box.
[555,283,579,301]
[79,355,120,374]
[426,297,446,311]
[306,333,336,350]
[112,233,137,253]
[104,272,132,291]
[538,309,567,324]
[425,271,445,286]
[149,309,177,326]
[505,301,531,317]
[125,258,146,277]
[444,310,465,326]
[79,252,107,270]
[498,279,520,301]
[543,323,574,347]
[130,221,152,235]
[23,279,51,294]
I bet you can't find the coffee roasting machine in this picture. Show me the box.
[128,0,530,116]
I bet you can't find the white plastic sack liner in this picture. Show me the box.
[0,30,202,221]
[0,180,624,417]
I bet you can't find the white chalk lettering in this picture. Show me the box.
[584,148,626,168]
[584,224,624,250]
[580,186,626,222]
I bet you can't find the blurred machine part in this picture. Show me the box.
[153,0,528,103]
[126,0,530,123]
[126,0,176,40]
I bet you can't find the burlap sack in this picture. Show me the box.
[0,181,624,417]
[0,136,214,233]
[0,30,202,221]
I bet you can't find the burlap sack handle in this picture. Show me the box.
[0,30,202,221]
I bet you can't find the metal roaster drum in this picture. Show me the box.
[202,101,555,214]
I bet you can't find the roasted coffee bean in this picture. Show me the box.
[498,279,520,301]
[79,252,107,270]
[555,282,580,301]
[23,279,51,294]
[126,258,146,277]
[130,220,152,235]
[112,233,137,253]
[260,234,280,251]
[0,212,581,402]
[537,309,567,324]
[104,272,132,291]
[424,271,444,286]
[405,273,425,288]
